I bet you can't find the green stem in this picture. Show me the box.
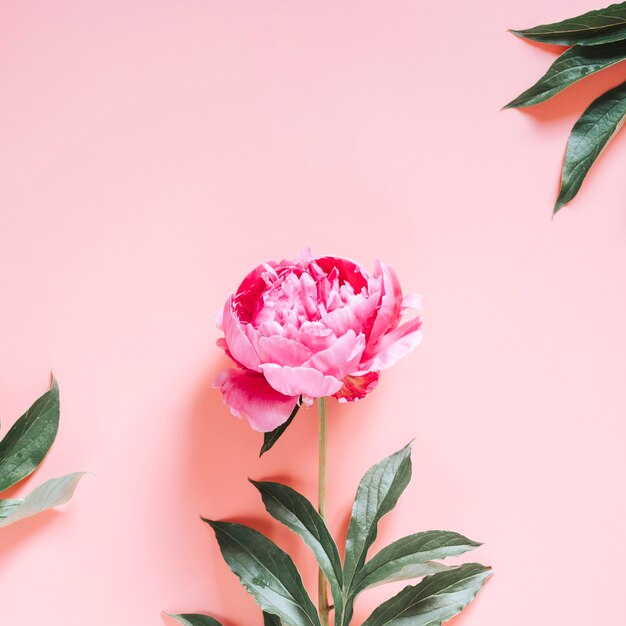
[317,397,330,626]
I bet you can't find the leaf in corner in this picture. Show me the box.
[0,377,60,492]
[260,398,301,457]
[505,43,626,109]
[0,472,86,528]
[511,2,626,46]
[165,614,223,626]
[203,519,321,626]
[555,79,626,212]
[361,563,492,626]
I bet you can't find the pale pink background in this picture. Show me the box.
[2,1,626,624]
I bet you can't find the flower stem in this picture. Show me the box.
[317,397,330,626]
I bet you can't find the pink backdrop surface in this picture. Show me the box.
[2,1,626,624]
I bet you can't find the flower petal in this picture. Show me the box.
[256,335,313,367]
[366,318,423,371]
[334,372,380,402]
[303,329,365,380]
[213,368,299,432]
[223,297,261,371]
[260,364,343,397]
[367,260,403,349]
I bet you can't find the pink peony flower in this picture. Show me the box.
[213,249,422,432]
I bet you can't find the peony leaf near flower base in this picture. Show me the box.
[361,563,492,626]
[203,519,321,626]
[165,614,223,626]
[511,2,626,46]
[0,472,85,528]
[0,377,60,492]
[353,530,481,593]
[252,480,344,620]
[260,399,301,457]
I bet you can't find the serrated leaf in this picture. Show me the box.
[354,530,481,593]
[343,443,412,587]
[252,480,343,622]
[263,613,282,626]
[0,377,60,492]
[361,563,492,626]
[555,79,626,212]
[260,399,301,457]
[203,519,321,626]
[506,43,626,108]
[0,472,85,528]
[512,2,626,46]
[165,614,223,626]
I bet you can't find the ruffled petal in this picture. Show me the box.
[303,329,365,380]
[223,297,261,371]
[334,372,380,402]
[366,318,423,371]
[260,364,343,397]
[367,260,403,351]
[213,368,299,432]
[256,335,313,367]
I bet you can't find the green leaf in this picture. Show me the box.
[511,2,626,46]
[555,79,626,212]
[251,480,343,621]
[263,613,282,626]
[361,563,492,626]
[343,443,413,588]
[260,399,301,457]
[354,530,481,593]
[0,472,85,528]
[341,443,413,626]
[0,377,60,492]
[203,519,321,626]
[0,499,23,520]
[165,614,223,626]
[506,43,626,108]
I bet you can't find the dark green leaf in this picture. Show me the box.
[555,79,626,212]
[354,530,481,593]
[0,472,85,528]
[263,613,282,626]
[0,377,60,492]
[506,43,626,108]
[203,519,321,626]
[260,399,301,457]
[511,2,626,46]
[165,614,223,626]
[340,443,413,626]
[361,563,492,626]
[343,443,413,588]
[252,480,343,621]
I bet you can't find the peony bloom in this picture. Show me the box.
[213,249,422,432]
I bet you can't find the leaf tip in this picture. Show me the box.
[200,516,218,529]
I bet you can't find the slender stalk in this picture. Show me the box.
[317,397,330,626]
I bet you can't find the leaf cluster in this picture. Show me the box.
[0,378,84,528]
[507,2,626,212]
[169,443,490,626]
